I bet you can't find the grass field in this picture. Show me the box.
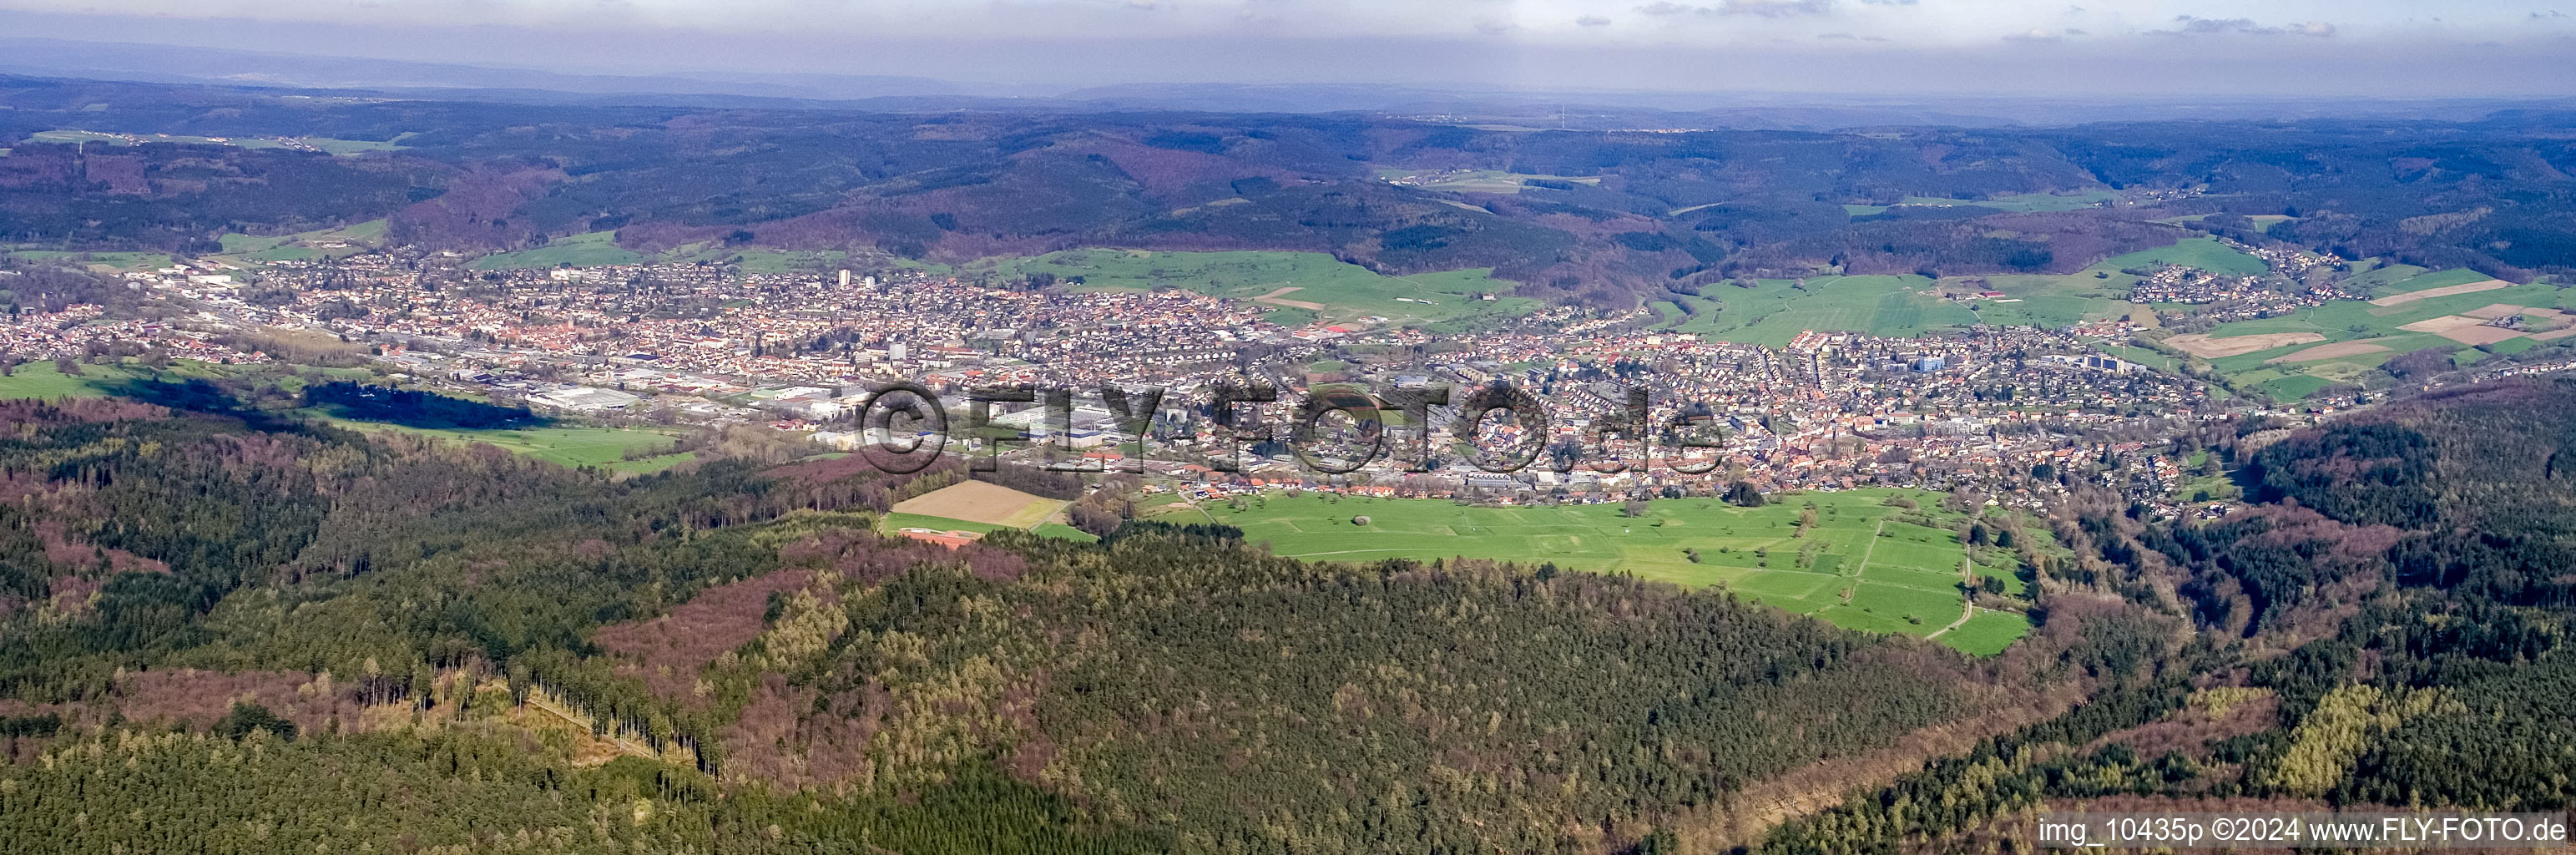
[1377,169,1604,195]
[467,231,647,271]
[1201,488,2033,654]
[2342,261,2431,294]
[4,249,179,271]
[654,244,851,273]
[1939,610,2033,656]
[1655,275,1979,346]
[2099,237,2270,276]
[193,220,392,270]
[327,420,682,468]
[1950,271,2139,329]
[957,249,1539,326]
[2365,268,2495,299]
[0,362,153,398]
[1649,237,2267,341]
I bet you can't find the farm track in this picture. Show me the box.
[1925,534,1977,640]
[1835,519,1885,605]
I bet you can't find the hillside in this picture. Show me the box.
[8,76,2573,308]
[0,392,2165,853]
[1761,377,2576,852]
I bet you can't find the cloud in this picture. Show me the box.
[1576,14,1613,26]
[1629,0,1830,17]
[2156,16,2337,38]
[1719,0,1833,17]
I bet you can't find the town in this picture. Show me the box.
[1,238,2479,524]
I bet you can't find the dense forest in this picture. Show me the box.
[4,74,2572,304]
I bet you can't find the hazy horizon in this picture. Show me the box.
[3,1,2573,98]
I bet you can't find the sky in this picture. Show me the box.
[1,0,2572,96]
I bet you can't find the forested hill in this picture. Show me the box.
[5,74,2573,304]
[0,394,2172,852]
[1759,379,2576,852]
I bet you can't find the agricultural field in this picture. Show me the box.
[1654,275,1979,346]
[880,480,1092,542]
[1198,488,2035,654]
[30,129,282,149]
[956,249,1539,326]
[2144,269,2576,400]
[891,481,1067,528]
[2363,269,2507,305]
[1376,168,1604,195]
[26,129,409,155]
[1842,190,2116,216]
[466,231,647,271]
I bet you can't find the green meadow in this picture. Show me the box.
[200,220,391,269]
[4,249,179,271]
[2099,237,2271,276]
[324,420,684,470]
[957,249,1540,326]
[1641,236,2275,349]
[1932,237,2271,330]
[0,362,154,399]
[1940,610,2034,656]
[1654,275,1980,346]
[1199,488,2035,655]
[2363,267,2493,297]
[467,231,647,271]
[655,245,851,274]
